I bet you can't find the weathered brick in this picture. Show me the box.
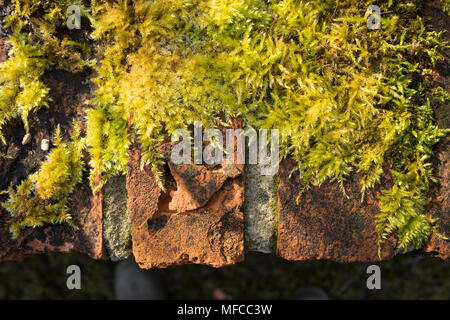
[276,158,396,262]
[0,176,106,261]
[127,120,245,268]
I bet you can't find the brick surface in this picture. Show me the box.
[276,158,396,262]
[423,137,450,259]
[0,176,106,261]
[421,1,450,258]
[127,121,245,268]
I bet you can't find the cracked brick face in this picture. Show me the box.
[127,119,245,268]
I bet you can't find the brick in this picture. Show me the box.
[127,120,245,268]
[276,158,396,262]
[0,176,106,261]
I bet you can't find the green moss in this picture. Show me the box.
[0,0,94,143]
[0,153,13,160]
[1,0,448,251]
[442,0,450,14]
[1,122,84,239]
[86,105,128,192]
[34,124,85,200]
[0,33,50,143]
[5,0,95,72]
[86,0,448,253]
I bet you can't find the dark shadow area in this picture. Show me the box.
[0,251,448,299]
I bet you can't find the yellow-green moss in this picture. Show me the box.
[1,122,84,239]
[1,0,448,250]
[0,33,50,143]
[86,0,448,253]
[0,0,95,144]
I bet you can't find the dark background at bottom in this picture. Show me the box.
[0,251,448,300]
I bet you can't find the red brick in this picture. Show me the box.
[276,158,396,262]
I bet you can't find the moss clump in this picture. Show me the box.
[0,1,448,251]
[1,122,84,239]
[0,33,50,143]
[86,0,448,253]
[5,0,95,72]
[34,123,85,200]
[0,0,94,143]
[0,153,12,160]
[442,0,450,14]
[86,99,129,193]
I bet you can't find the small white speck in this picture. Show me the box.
[41,139,50,151]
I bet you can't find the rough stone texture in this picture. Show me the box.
[423,137,450,259]
[276,158,397,262]
[0,38,7,62]
[168,162,241,212]
[243,163,277,253]
[126,142,161,229]
[418,0,450,259]
[127,120,245,268]
[425,1,450,130]
[103,175,132,262]
[0,175,106,261]
[0,10,105,261]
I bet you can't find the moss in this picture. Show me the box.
[0,33,50,143]
[1,122,84,239]
[0,153,13,160]
[5,0,95,72]
[34,124,85,200]
[0,0,94,142]
[442,0,450,14]
[1,0,448,251]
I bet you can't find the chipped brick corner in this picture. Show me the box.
[0,175,106,262]
[126,120,245,269]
